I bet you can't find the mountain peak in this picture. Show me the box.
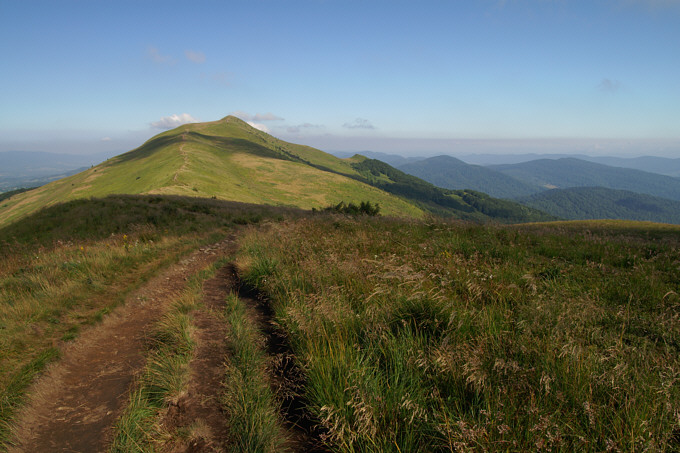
[218,114,246,123]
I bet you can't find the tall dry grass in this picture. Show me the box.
[237,216,680,451]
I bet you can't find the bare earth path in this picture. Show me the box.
[160,264,234,452]
[8,238,233,453]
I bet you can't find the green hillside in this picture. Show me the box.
[398,154,542,198]
[0,116,553,227]
[518,186,680,224]
[0,116,423,227]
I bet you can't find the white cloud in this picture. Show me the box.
[342,118,375,129]
[287,123,322,134]
[247,122,270,133]
[253,112,284,121]
[151,113,199,129]
[231,111,284,122]
[147,46,174,65]
[231,111,252,121]
[185,50,206,64]
[100,137,112,142]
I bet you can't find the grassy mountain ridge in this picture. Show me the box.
[0,116,554,227]
[491,158,680,200]
[398,154,542,198]
[0,116,423,226]
[518,186,680,224]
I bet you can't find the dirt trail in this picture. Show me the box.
[8,239,233,453]
[160,264,234,452]
[173,133,190,182]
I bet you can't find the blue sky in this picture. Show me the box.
[1,0,679,157]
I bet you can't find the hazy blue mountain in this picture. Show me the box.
[331,150,425,168]
[0,151,110,191]
[459,153,588,166]
[518,187,680,224]
[490,158,680,201]
[583,156,680,177]
[398,155,542,199]
[459,153,680,177]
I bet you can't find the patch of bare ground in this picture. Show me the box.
[7,239,233,453]
[159,265,233,452]
[173,133,189,183]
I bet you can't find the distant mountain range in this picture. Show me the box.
[331,150,424,168]
[391,153,680,224]
[397,155,541,199]
[4,131,678,225]
[489,158,680,201]
[0,117,551,227]
[459,154,680,177]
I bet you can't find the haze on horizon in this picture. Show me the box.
[1,0,679,158]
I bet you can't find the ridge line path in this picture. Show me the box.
[8,237,235,453]
[173,132,189,183]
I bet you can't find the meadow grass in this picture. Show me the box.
[237,216,680,451]
[0,195,299,449]
[220,292,289,452]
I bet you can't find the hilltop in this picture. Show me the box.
[0,116,551,227]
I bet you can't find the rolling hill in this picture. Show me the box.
[0,116,552,227]
[398,155,542,199]
[490,158,680,200]
[518,186,680,224]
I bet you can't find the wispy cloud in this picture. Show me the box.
[100,137,112,142]
[147,46,175,65]
[287,123,322,134]
[343,118,375,129]
[151,113,199,129]
[598,78,622,92]
[185,50,206,64]
[253,112,284,121]
[232,111,284,122]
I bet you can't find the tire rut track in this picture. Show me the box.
[7,239,232,453]
[229,265,329,452]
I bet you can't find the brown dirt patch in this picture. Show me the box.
[159,265,234,452]
[7,238,234,453]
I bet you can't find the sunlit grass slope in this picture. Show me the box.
[238,217,680,451]
[0,116,423,227]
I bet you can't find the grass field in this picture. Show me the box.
[237,216,680,451]
[1,195,679,451]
